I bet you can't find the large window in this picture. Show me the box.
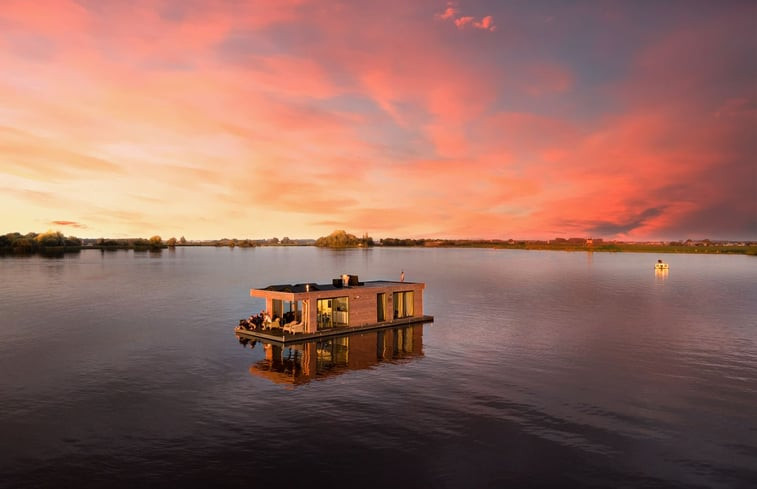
[317,297,349,329]
[392,291,414,319]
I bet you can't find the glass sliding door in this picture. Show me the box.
[404,291,414,317]
[392,291,414,319]
[333,297,349,326]
[317,297,349,329]
[393,292,403,319]
[317,299,332,330]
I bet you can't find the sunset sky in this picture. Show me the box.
[1,0,755,241]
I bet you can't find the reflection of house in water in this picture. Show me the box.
[240,323,426,387]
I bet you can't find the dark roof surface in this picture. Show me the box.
[256,280,413,293]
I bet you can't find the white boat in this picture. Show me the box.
[654,260,669,270]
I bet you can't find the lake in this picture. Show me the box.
[1,247,755,488]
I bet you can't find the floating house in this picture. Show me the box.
[654,259,670,270]
[237,274,433,342]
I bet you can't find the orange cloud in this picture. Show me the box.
[51,220,87,228]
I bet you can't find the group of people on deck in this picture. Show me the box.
[238,310,299,331]
[239,310,272,330]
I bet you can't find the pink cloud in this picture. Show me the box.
[435,6,458,21]
[474,16,495,31]
[435,2,496,32]
[454,16,474,28]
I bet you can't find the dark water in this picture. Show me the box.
[1,247,755,488]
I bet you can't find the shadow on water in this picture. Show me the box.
[236,323,426,387]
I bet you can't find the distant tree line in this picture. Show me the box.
[85,235,316,249]
[1,231,82,255]
[380,238,426,246]
[184,236,315,247]
[4,230,754,255]
[92,235,166,250]
[379,238,517,247]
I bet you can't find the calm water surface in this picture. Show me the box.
[1,247,756,488]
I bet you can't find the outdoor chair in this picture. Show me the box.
[283,321,305,334]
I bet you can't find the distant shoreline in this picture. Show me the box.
[3,243,754,256]
[3,231,755,256]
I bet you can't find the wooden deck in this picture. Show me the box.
[235,315,434,345]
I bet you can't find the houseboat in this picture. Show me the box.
[235,274,433,343]
[654,259,669,270]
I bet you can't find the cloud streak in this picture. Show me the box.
[51,220,87,229]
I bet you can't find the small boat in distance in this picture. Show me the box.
[655,259,669,270]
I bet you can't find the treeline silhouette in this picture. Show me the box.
[1,231,82,255]
[4,230,755,255]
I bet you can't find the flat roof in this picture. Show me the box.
[255,280,420,294]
